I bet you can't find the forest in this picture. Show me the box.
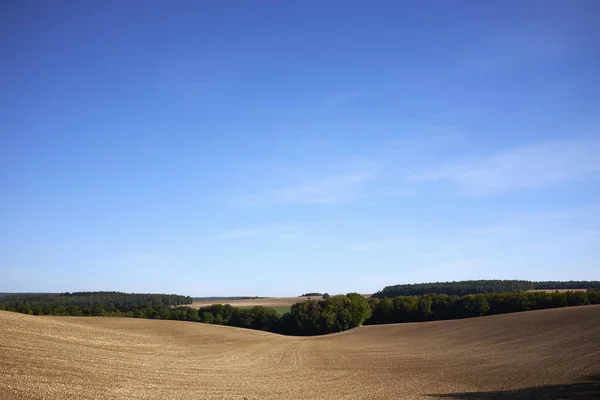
[366,290,599,324]
[0,292,371,336]
[373,279,600,298]
[0,291,191,316]
[1,288,599,336]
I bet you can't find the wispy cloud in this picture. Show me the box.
[423,206,600,262]
[411,137,600,195]
[235,172,372,206]
[354,206,600,251]
[433,27,578,83]
[471,206,600,236]
[219,223,300,241]
[218,227,266,239]
[390,130,466,150]
[230,125,474,208]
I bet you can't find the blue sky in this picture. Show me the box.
[1,1,599,296]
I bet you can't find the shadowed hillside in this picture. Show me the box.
[431,374,600,399]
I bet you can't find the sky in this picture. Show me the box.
[1,1,599,296]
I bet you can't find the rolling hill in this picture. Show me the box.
[1,305,599,399]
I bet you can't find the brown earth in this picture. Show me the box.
[1,306,599,400]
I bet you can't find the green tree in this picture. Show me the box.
[346,293,372,327]
[145,307,158,319]
[185,308,199,322]
[393,296,418,322]
[321,295,351,332]
[457,294,490,318]
[551,292,568,308]
[587,290,600,304]
[472,294,490,316]
[66,305,82,316]
[291,300,322,335]
[158,307,172,320]
[18,304,33,315]
[53,305,66,316]
[418,295,433,318]
[566,291,589,306]
[201,312,215,323]
[91,304,106,316]
[229,308,254,328]
[248,306,279,331]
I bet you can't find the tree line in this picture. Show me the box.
[0,291,192,316]
[188,299,360,335]
[1,289,598,336]
[300,292,331,299]
[373,280,600,298]
[0,292,371,336]
[367,290,600,324]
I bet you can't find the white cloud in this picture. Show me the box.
[235,172,372,206]
[411,137,600,195]
[420,206,600,270]
[351,206,600,270]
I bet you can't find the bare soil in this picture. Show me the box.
[1,305,599,399]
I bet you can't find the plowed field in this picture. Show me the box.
[1,306,599,399]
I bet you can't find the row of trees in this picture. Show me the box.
[366,290,600,324]
[300,292,331,299]
[0,292,372,336]
[373,280,600,298]
[287,293,371,335]
[0,291,192,313]
[2,289,598,336]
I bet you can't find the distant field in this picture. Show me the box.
[1,306,599,399]
[189,294,370,309]
[527,288,588,293]
[189,295,323,308]
[237,305,291,315]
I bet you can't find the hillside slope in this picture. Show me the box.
[1,306,599,399]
